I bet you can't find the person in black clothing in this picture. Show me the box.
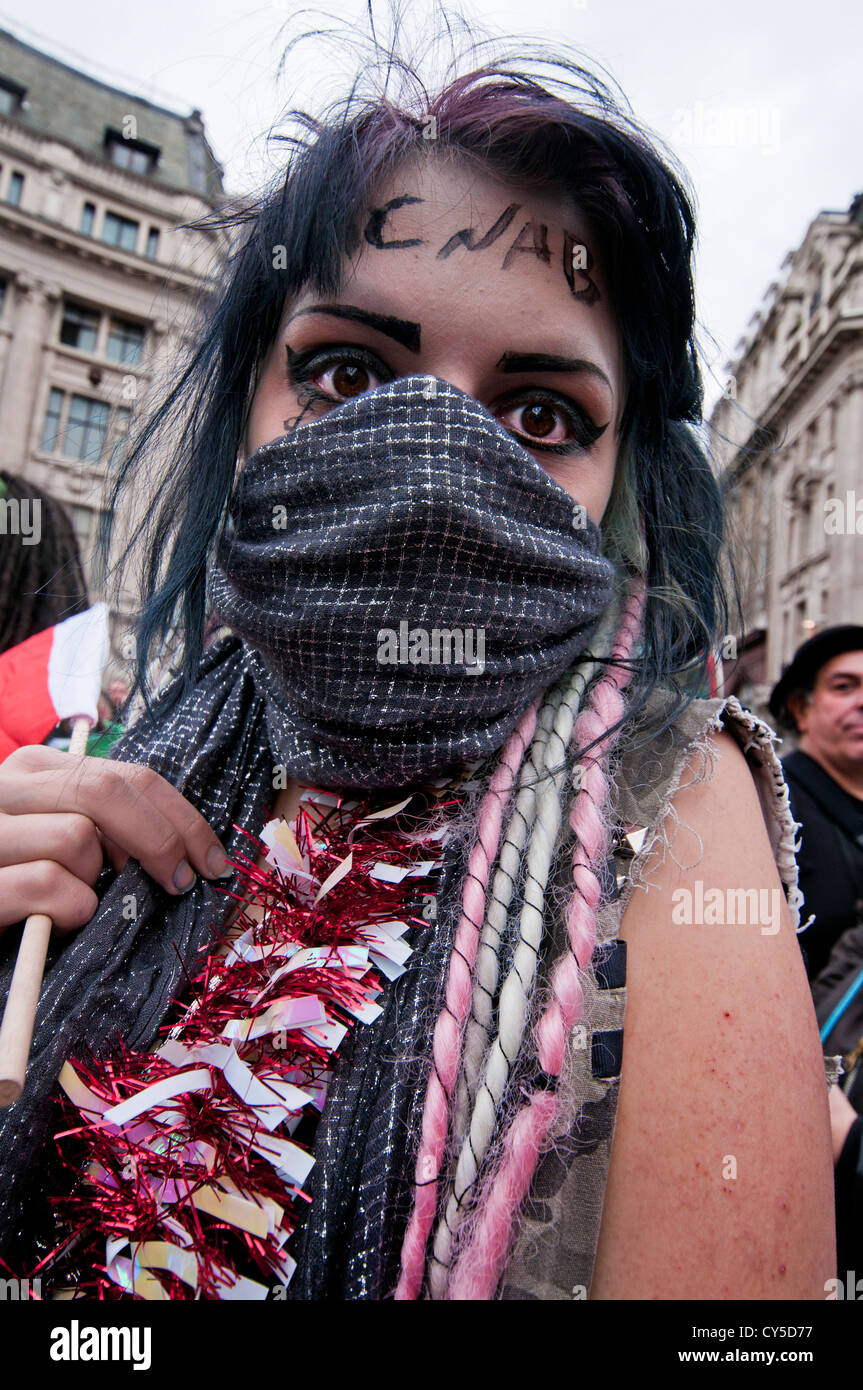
[829,1083,863,1287]
[769,625,863,982]
[770,627,863,1288]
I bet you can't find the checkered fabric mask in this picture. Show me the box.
[210,375,616,789]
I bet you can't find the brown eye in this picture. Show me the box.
[331,363,371,396]
[496,389,607,455]
[520,404,557,438]
[499,400,568,443]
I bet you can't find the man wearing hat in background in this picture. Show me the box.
[769,625,863,982]
[770,626,863,1282]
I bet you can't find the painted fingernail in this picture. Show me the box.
[207,846,233,878]
[173,859,196,892]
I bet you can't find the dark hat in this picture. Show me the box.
[768,624,863,723]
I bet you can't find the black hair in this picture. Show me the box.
[0,470,89,655]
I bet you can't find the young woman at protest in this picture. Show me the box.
[0,29,834,1298]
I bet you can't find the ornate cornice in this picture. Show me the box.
[0,205,212,297]
[721,316,863,478]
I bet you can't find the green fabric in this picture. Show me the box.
[84,722,126,758]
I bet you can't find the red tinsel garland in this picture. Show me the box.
[46,785,455,1300]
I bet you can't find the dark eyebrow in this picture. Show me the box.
[291,304,421,353]
[497,351,613,396]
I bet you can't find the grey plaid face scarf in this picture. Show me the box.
[210,375,616,789]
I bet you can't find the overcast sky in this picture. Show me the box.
[3,0,860,409]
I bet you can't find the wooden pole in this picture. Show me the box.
[0,717,92,1106]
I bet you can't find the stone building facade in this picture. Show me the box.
[710,192,863,718]
[0,27,227,683]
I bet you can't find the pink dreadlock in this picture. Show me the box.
[396,579,645,1299]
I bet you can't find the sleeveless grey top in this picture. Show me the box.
[499,692,841,1301]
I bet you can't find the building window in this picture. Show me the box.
[109,407,131,469]
[781,609,790,666]
[755,467,770,605]
[68,505,111,587]
[102,211,139,253]
[80,201,96,236]
[106,317,145,366]
[6,171,23,207]
[64,394,111,462]
[104,130,160,176]
[69,504,95,570]
[787,505,798,569]
[40,387,65,452]
[60,300,100,354]
[145,226,160,260]
[0,276,6,317]
[97,506,110,544]
[0,77,26,117]
[40,390,128,468]
[800,496,813,562]
[827,400,838,450]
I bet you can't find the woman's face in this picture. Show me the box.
[245,156,625,523]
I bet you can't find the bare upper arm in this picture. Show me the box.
[590,729,835,1299]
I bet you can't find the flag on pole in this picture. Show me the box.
[0,603,110,763]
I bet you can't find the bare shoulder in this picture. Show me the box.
[591,729,835,1299]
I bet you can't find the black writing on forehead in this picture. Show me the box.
[562,231,601,306]
[436,203,521,258]
[501,220,552,270]
[364,194,601,305]
[364,196,426,249]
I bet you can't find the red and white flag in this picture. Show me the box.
[0,603,110,763]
